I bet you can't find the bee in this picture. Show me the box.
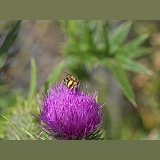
[63,71,81,91]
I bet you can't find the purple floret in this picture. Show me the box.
[37,82,104,140]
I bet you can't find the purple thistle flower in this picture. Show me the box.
[36,82,104,140]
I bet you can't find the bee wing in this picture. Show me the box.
[63,71,78,81]
[63,71,72,76]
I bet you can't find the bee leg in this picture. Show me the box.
[70,86,73,90]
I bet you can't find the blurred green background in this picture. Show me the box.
[0,20,160,140]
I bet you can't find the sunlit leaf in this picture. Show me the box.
[1,114,26,140]
[21,127,36,140]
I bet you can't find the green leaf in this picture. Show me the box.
[21,127,36,140]
[0,53,7,68]
[28,58,37,106]
[125,33,149,49]
[118,33,151,58]
[1,114,26,140]
[44,61,64,93]
[117,55,153,75]
[0,20,21,57]
[109,21,132,53]
[126,47,152,58]
[0,21,21,85]
[105,59,137,107]
[85,128,104,140]
[102,23,109,55]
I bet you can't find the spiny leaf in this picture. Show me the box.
[109,21,132,48]
[116,51,152,80]
[86,128,104,140]
[125,33,149,49]
[2,97,40,140]
[21,127,36,140]
[117,55,153,75]
[28,58,37,106]
[126,47,152,58]
[1,114,26,140]
[105,59,137,107]
[14,133,21,140]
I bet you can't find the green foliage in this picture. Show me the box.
[60,20,152,106]
[0,21,157,140]
[0,58,65,140]
[0,58,39,140]
[0,20,21,85]
[105,60,137,107]
[109,21,132,54]
[1,98,39,140]
[85,128,104,140]
[0,20,21,58]
[0,57,104,140]
[44,61,64,93]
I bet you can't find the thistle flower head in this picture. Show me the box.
[36,82,104,140]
